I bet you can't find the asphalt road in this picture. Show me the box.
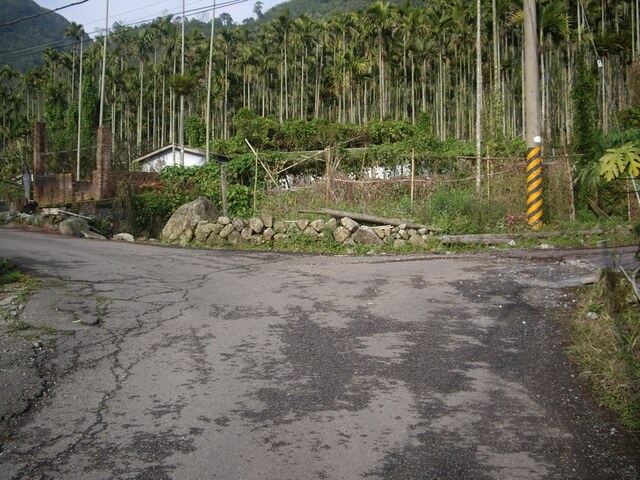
[0,229,639,479]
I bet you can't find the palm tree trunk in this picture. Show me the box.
[284,31,289,120]
[138,60,144,153]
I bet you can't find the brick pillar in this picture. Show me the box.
[33,122,46,176]
[93,126,113,200]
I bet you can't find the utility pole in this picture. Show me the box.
[99,0,109,127]
[206,0,216,164]
[475,0,482,193]
[524,0,543,230]
[76,28,84,180]
[180,0,186,166]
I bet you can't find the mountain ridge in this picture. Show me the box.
[0,0,76,71]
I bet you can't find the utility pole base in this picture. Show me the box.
[527,146,543,230]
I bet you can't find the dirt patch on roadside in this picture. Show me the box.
[0,281,92,447]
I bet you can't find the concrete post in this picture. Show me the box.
[93,126,113,200]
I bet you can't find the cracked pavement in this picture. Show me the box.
[0,229,639,479]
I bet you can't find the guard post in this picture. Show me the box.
[526,138,543,230]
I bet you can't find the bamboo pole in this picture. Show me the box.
[565,151,576,221]
[410,148,415,207]
[325,147,331,204]
[220,162,228,217]
[246,141,258,213]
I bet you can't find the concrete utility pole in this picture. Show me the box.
[180,0,186,167]
[206,0,217,164]
[99,0,109,128]
[475,0,482,193]
[76,29,84,181]
[524,0,543,230]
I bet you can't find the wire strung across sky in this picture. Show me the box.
[0,0,91,28]
[0,0,249,59]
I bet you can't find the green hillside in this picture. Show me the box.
[262,0,416,20]
[0,0,76,71]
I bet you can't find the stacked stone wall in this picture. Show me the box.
[172,214,433,250]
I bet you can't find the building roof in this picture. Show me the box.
[132,144,206,164]
[132,145,231,164]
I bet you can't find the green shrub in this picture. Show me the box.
[425,185,506,234]
[366,120,417,144]
[0,258,23,285]
[617,108,640,129]
[134,191,181,238]
[569,271,640,431]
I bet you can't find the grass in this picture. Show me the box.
[1,257,40,330]
[0,257,24,285]
[568,270,640,431]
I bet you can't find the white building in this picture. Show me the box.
[132,145,207,172]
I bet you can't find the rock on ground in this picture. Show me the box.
[161,197,221,244]
[112,233,134,242]
[58,218,90,237]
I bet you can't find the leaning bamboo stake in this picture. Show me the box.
[325,147,331,204]
[565,152,576,221]
[245,139,259,212]
[410,148,415,207]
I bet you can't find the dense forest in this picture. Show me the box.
[260,0,414,20]
[0,0,639,186]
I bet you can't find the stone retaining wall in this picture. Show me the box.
[178,215,433,249]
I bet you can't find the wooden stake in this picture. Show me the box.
[245,138,259,213]
[220,163,228,217]
[325,147,331,204]
[410,148,415,208]
[565,152,576,222]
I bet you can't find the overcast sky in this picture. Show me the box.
[37,0,287,35]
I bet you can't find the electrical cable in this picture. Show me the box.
[0,0,91,28]
[0,0,249,59]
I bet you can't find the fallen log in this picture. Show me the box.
[437,234,515,245]
[299,208,442,232]
[437,227,606,245]
[523,226,605,238]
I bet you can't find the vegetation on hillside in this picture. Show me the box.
[570,271,640,431]
[0,0,83,72]
[0,0,638,227]
[260,0,414,20]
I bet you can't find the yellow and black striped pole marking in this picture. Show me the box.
[526,146,543,230]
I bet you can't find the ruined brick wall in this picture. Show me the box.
[92,126,115,200]
[117,172,161,192]
[34,174,74,205]
[32,125,160,206]
[73,181,94,203]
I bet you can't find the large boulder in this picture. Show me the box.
[352,226,384,246]
[161,197,220,243]
[59,218,90,237]
[113,233,135,242]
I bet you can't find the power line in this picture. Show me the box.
[0,0,249,59]
[0,38,77,58]
[0,0,91,28]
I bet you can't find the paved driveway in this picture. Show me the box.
[0,229,638,479]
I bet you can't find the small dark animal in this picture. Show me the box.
[20,200,38,214]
